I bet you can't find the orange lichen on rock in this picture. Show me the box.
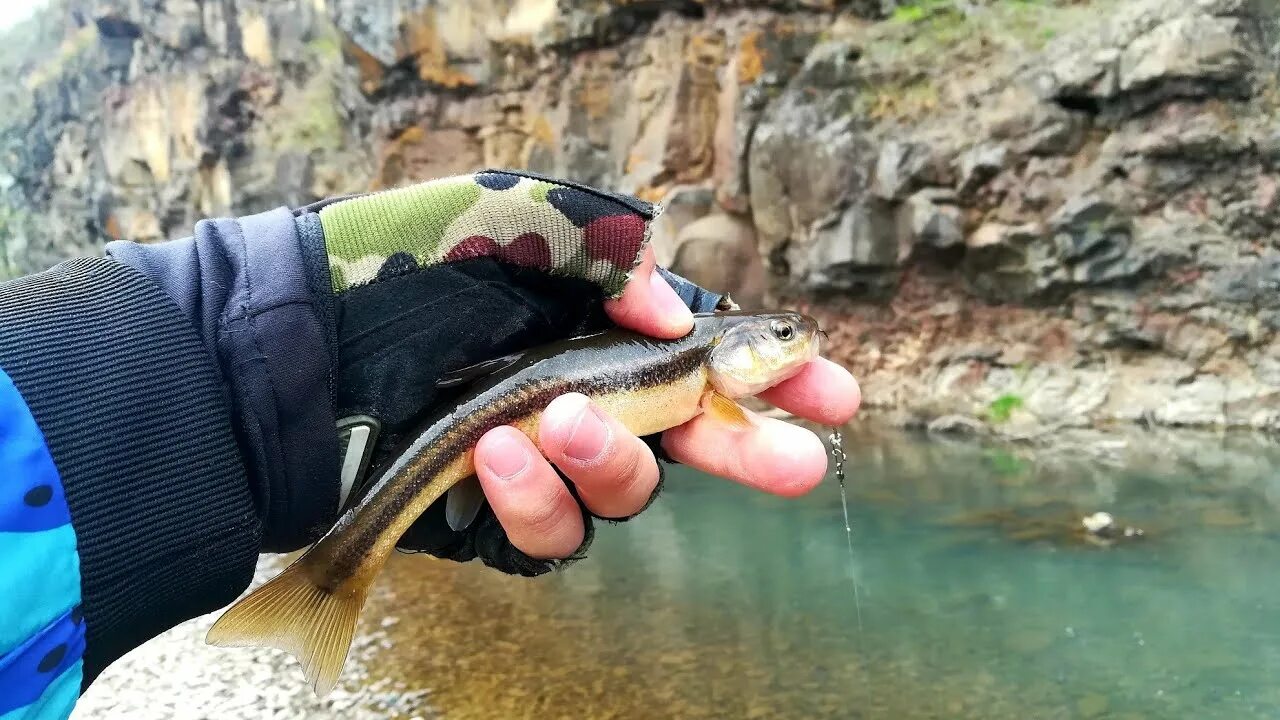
[343,36,386,95]
[635,185,669,204]
[103,213,123,240]
[737,30,764,85]
[398,7,478,89]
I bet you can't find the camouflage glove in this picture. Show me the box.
[298,169,723,576]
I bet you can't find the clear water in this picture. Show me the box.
[372,424,1280,719]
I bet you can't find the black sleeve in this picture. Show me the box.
[0,257,261,686]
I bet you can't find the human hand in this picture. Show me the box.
[310,169,860,574]
[470,245,862,560]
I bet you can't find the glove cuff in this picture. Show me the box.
[316,170,656,300]
[107,208,342,552]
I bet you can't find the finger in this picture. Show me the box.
[474,426,584,559]
[757,357,862,426]
[662,408,828,498]
[540,393,660,519]
[604,244,694,339]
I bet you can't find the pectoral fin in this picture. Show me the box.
[702,390,752,429]
[445,475,486,531]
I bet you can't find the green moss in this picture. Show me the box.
[985,449,1028,476]
[860,76,940,121]
[887,0,963,24]
[26,24,97,90]
[986,394,1025,424]
[306,21,344,64]
[258,73,345,153]
[253,19,351,154]
[867,1,1101,64]
[852,0,1114,122]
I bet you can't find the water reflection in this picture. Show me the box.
[366,423,1280,719]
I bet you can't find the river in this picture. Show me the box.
[76,422,1280,719]
[355,422,1280,719]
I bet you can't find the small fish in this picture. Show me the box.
[205,310,822,694]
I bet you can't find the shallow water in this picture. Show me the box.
[363,424,1280,719]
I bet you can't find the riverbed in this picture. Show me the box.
[74,423,1280,719]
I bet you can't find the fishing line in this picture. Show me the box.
[829,426,863,631]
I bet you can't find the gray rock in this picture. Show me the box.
[871,141,947,200]
[1118,15,1250,104]
[956,143,1008,195]
[273,152,315,209]
[901,189,963,251]
[748,40,873,280]
[1155,375,1227,426]
[1208,254,1280,308]
[962,222,1061,302]
[804,199,903,297]
[1036,0,1255,119]
[927,415,987,436]
[983,85,1089,156]
[669,213,767,309]
[1049,196,1130,264]
[650,184,717,267]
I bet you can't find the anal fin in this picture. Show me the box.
[206,553,370,696]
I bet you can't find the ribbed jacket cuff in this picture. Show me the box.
[0,258,261,685]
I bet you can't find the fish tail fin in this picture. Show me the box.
[205,555,370,697]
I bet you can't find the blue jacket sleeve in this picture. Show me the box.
[0,365,85,719]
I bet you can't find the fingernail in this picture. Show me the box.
[483,433,531,480]
[564,404,610,462]
[649,271,694,326]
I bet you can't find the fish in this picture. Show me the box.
[205,310,823,695]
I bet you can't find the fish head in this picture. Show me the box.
[705,311,822,398]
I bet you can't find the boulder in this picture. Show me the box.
[1117,15,1250,102]
[1048,195,1136,285]
[668,213,767,309]
[962,222,1054,302]
[650,185,717,267]
[748,40,874,280]
[982,85,1088,156]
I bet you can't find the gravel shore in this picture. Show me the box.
[70,555,436,720]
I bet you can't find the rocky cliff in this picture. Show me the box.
[2,0,1280,437]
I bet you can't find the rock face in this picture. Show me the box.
[3,0,1280,436]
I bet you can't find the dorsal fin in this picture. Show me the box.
[435,351,529,389]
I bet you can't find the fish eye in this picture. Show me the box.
[770,319,794,341]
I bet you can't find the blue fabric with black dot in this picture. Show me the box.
[0,366,84,719]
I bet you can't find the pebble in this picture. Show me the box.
[70,556,438,720]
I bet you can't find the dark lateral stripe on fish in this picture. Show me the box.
[205,311,823,697]
[327,340,715,581]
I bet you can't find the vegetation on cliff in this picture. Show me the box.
[1,0,1279,435]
